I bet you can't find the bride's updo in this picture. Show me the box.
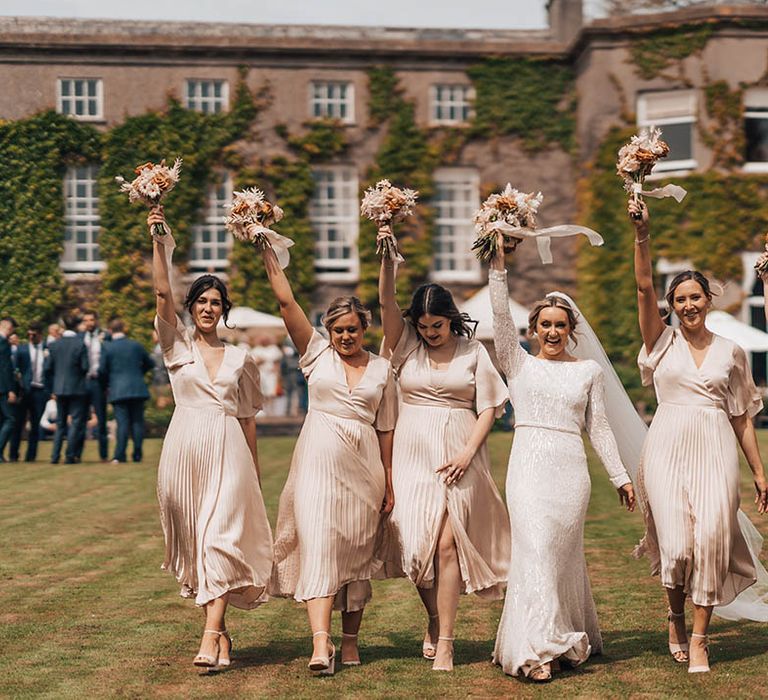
[528,296,579,344]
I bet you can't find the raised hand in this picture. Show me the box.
[147,205,167,234]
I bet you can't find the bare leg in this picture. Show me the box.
[341,608,364,665]
[196,593,229,663]
[306,596,334,659]
[433,514,460,671]
[690,603,713,669]
[665,586,688,662]
[417,585,440,658]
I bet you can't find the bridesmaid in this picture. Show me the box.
[630,199,768,673]
[261,245,397,675]
[150,207,273,669]
[378,242,510,672]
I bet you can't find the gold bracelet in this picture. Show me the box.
[635,236,650,245]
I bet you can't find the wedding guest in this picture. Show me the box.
[245,333,282,416]
[378,241,510,672]
[9,323,50,462]
[46,323,62,346]
[261,244,397,675]
[47,314,89,465]
[150,206,273,669]
[489,234,635,681]
[81,310,109,461]
[0,316,17,462]
[99,318,154,464]
[39,396,58,439]
[279,341,301,417]
[630,200,768,674]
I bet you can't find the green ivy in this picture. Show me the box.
[367,66,404,127]
[629,24,714,80]
[98,81,259,347]
[578,127,768,401]
[357,68,437,312]
[227,120,348,316]
[0,111,100,332]
[467,57,576,153]
[701,80,745,169]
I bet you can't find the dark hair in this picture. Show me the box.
[110,318,125,334]
[404,283,477,339]
[62,313,81,331]
[184,275,233,328]
[82,310,98,319]
[0,316,17,327]
[27,322,43,333]
[528,296,579,345]
[665,270,714,312]
[322,296,371,333]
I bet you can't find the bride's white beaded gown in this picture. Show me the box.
[489,269,631,677]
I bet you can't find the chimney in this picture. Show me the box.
[547,0,583,45]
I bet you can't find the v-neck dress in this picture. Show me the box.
[269,330,398,610]
[636,327,761,606]
[155,314,273,609]
[383,322,511,598]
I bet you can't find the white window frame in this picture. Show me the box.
[309,81,355,123]
[309,166,359,282]
[743,88,768,174]
[57,78,103,121]
[429,84,474,126]
[189,173,233,272]
[61,165,104,273]
[637,90,697,174]
[431,168,482,283]
[185,79,229,114]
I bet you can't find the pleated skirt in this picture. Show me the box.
[387,403,510,598]
[640,403,756,607]
[269,410,386,611]
[493,427,598,676]
[157,406,274,609]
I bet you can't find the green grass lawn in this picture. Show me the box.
[1,432,767,699]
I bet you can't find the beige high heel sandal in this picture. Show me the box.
[529,662,553,682]
[667,608,689,663]
[308,630,336,675]
[431,636,454,672]
[193,629,222,668]
[422,614,439,660]
[217,630,233,668]
[688,633,710,674]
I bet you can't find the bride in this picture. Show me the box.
[489,233,635,681]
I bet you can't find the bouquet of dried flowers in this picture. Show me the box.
[616,127,686,218]
[472,184,543,262]
[115,158,182,236]
[225,187,293,268]
[360,179,418,260]
[755,233,768,277]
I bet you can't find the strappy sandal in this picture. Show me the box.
[688,633,710,673]
[422,613,439,660]
[431,636,454,672]
[193,629,222,668]
[308,630,336,676]
[667,608,689,664]
[529,662,552,682]
[217,629,233,667]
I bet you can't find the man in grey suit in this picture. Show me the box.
[47,314,89,464]
[100,319,153,463]
[0,316,18,462]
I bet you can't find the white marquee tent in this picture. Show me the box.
[706,310,768,356]
[217,306,285,332]
[459,285,529,341]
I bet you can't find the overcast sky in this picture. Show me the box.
[1,0,550,30]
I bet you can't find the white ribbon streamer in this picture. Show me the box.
[632,182,687,203]
[491,222,604,265]
[247,224,295,269]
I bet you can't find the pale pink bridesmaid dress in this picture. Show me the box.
[155,314,274,609]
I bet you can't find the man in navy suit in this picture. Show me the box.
[100,318,153,463]
[9,322,51,462]
[0,316,18,462]
[81,310,109,461]
[47,314,89,464]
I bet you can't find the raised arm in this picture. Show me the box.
[261,245,314,355]
[585,369,636,511]
[149,206,176,327]
[629,200,666,353]
[489,233,527,379]
[379,226,405,355]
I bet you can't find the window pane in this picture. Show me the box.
[746,118,768,163]
[660,122,692,162]
[61,81,71,97]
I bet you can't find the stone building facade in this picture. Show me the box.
[1,3,768,358]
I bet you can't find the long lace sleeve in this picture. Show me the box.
[489,268,527,379]
[585,366,631,488]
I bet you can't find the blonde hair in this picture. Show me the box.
[528,296,578,344]
[322,296,371,333]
